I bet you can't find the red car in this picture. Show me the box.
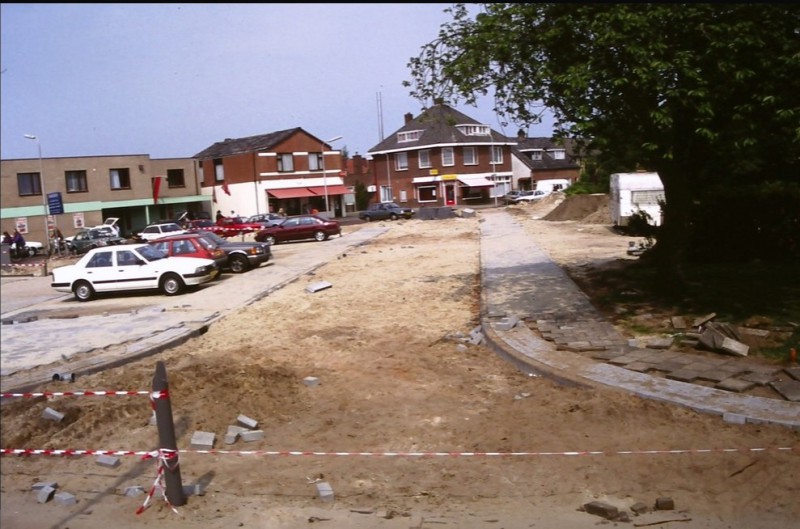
[148,233,228,272]
[254,215,341,245]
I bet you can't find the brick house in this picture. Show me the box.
[510,135,582,191]
[193,128,346,218]
[366,103,517,208]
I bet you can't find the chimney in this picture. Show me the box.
[404,112,414,124]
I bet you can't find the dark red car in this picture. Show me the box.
[254,215,341,245]
[148,233,228,272]
[213,217,263,238]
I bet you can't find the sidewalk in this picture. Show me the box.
[478,209,800,429]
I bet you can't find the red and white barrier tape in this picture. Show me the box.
[3,446,796,458]
[2,261,46,267]
[136,449,180,516]
[1,390,168,399]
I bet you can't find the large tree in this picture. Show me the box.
[406,3,800,285]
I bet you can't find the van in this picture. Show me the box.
[535,178,571,194]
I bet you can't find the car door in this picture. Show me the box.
[83,250,122,292]
[277,217,301,241]
[113,248,156,290]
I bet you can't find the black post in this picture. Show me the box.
[152,361,186,506]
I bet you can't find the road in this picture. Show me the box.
[0,224,386,393]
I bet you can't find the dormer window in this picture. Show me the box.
[548,149,566,160]
[398,130,422,143]
[456,124,491,136]
[529,150,543,161]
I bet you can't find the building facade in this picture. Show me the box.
[194,128,347,219]
[367,103,517,208]
[0,154,206,244]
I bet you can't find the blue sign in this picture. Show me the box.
[47,192,64,215]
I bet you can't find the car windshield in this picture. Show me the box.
[386,202,401,208]
[136,244,167,261]
[201,232,227,245]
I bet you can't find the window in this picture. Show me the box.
[490,146,503,165]
[530,150,543,161]
[394,152,408,171]
[548,149,566,160]
[87,251,113,268]
[109,168,131,190]
[380,185,393,202]
[65,170,88,193]
[441,147,454,166]
[397,130,422,142]
[463,147,478,165]
[456,124,490,136]
[214,159,224,182]
[417,185,437,202]
[17,172,42,196]
[277,153,294,172]
[309,152,323,171]
[167,169,185,188]
[418,149,431,169]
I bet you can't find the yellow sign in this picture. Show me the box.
[429,169,439,176]
[441,174,458,181]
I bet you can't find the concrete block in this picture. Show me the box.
[54,492,78,506]
[494,316,519,331]
[31,481,58,490]
[721,337,749,357]
[183,483,205,496]
[123,486,145,497]
[303,376,320,387]
[306,281,332,293]
[584,500,618,519]
[655,497,675,510]
[723,412,747,425]
[190,430,215,450]
[42,407,64,422]
[240,429,265,442]
[225,425,248,444]
[96,455,121,468]
[630,501,648,514]
[36,486,55,503]
[237,414,258,429]
[316,481,334,502]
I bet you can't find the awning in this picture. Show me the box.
[412,176,439,184]
[307,185,350,196]
[458,175,494,187]
[267,188,317,199]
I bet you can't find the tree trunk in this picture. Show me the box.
[650,166,693,294]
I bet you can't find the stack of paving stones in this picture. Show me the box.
[530,319,800,402]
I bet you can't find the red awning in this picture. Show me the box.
[267,188,317,199]
[307,185,350,196]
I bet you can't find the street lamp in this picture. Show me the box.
[24,134,50,255]
[321,135,342,217]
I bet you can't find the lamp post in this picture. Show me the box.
[321,135,342,217]
[24,134,50,255]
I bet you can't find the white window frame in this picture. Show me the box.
[397,130,422,143]
[549,149,566,160]
[441,147,454,167]
[463,147,478,165]
[380,185,393,202]
[530,150,543,161]
[490,146,503,164]
[394,152,408,171]
[214,159,225,182]
[456,124,491,136]
[277,153,294,172]
[418,149,431,169]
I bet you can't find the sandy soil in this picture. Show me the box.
[2,195,798,529]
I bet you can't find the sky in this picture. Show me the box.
[1,3,554,162]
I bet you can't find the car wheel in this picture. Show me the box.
[26,246,37,257]
[73,280,95,302]
[160,273,185,296]
[229,254,249,273]
[265,235,277,245]
[363,215,372,222]
[314,230,327,242]
[390,213,399,221]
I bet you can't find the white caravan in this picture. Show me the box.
[609,172,665,227]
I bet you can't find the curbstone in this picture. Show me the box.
[96,454,121,468]
[190,430,215,450]
[316,481,334,502]
[54,491,78,506]
[42,407,64,422]
[36,485,56,504]
[240,429,265,442]
[237,414,258,429]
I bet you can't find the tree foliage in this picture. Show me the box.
[406,4,800,283]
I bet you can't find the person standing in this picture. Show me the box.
[216,210,224,221]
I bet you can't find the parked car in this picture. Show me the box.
[214,216,264,238]
[254,215,341,245]
[185,219,217,232]
[358,202,415,222]
[198,231,272,273]
[148,233,228,272]
[503,190,528,204]
[245,213,283,228]
[136,222,186,241]
[50,244,218,302]
[67,226,125,255]
[513,190,550,203]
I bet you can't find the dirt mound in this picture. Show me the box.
[543,193,610,223]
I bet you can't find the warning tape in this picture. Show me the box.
[3,446,796,458]
[1,390,168,399]
[136,449,180,516]
[2,261,46,267]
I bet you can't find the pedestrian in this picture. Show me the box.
[216,209,224,221]
[2,231,11,245]
[12,229,25,248]
[278,207,286,217]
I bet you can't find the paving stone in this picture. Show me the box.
[96,455,121,468]
[36,486,55,504]
[769,379,800,402]
[240,429,265,442]
[741,372,780,386]
[625,362,659,373]
[716,378,756,393]
[316,481,334,502]
[305,281,332,293]
[42,407,64,422]
[666,369,701,382]
[695,370,734,383]
[237,414,258,429]
[190,430,215,450]
[584,500,618,520]
[54,492,78,505]
[785,366,800,381]
[31,481,58,491]
[124,486,145,497]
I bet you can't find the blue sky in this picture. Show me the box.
[1,3,554,161]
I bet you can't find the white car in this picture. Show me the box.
[513,190,550,203]
[50,243,218,302]
[137,222,186,241]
